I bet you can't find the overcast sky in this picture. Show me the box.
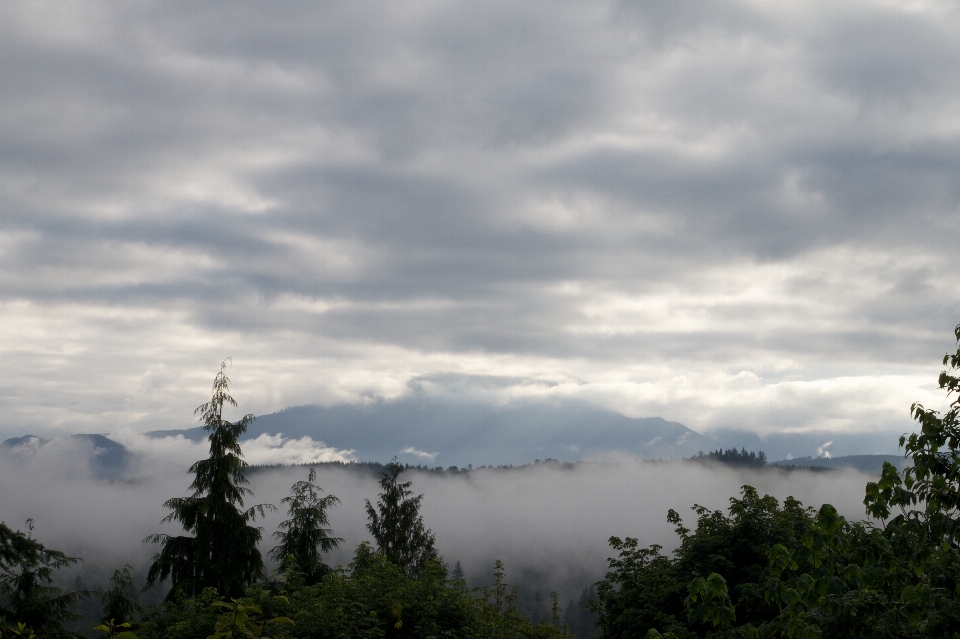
[2,0,959,442]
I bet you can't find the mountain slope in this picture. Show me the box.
[149,398,716,466]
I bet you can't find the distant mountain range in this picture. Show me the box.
[147,399,717,466]
[4,396,908,473]
[145,397,905,466]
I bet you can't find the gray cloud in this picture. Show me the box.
[2,0,959,440]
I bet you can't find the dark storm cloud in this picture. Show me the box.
[1,0,959,438]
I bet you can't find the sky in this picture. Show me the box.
[2,0,960,443]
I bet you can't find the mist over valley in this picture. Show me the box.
[1,431,878,617]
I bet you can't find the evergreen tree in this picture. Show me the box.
[0,519,85,636]
[563,586,598,639]
[269,468,342,585]
[1,523,49,576]
[100,565,139,625]
[144,361,273,599]
[364,460,438,575]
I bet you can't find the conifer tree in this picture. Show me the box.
[0,523,54,575]
[100,565,139,625]
[269,468,342,585]
[0,519,85,635]
[365,460,438,575]
[144,361,273,599]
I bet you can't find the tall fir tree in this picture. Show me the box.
[144,361,272,599]
[365,460,438,575]
[269,468,342,585]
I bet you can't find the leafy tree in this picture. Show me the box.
[0,519,85,637]
[1,621,38,639]
[645,322,960,638]
[93,618,139,639]
[145,361,273,599]
[592,487,815,638]
[206,594,294,639]
[745,323,960,637]
[101,565,140,625]
[364,461,438,575]
[269,468,341,586]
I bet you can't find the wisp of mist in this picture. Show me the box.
[0,435,876,601]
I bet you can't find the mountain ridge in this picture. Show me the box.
[147,399,715,466]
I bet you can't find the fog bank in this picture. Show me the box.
[1,448,875,604]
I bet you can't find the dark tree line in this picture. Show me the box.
[691,449,767,468]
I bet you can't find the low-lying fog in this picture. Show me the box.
[1,435,877,607]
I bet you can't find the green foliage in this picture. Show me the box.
[268,468,341,586]
[733,323,960,638]
[1,622,37,639]
[631,322,960,638]
[145,361,274,599]
[684,573,735,629]
[94,618,139,639]
[140,545,569,639]
[0,519,86,637]
[592,487,816,638]
[206,595,293,639]
[364,461,438,575]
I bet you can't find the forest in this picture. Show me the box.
[3,323,960,639]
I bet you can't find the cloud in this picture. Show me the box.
[2,0,959,443]
[109,431,356,472]
[400,446,439,462]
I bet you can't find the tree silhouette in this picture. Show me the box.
[145,360,273,598]
[365,460,438,575]
[269,468,342,585]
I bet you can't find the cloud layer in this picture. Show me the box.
[2,0,959,441]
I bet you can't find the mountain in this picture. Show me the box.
[1,433,135,480]
[773,454,909,474]
[148,398,717,466]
